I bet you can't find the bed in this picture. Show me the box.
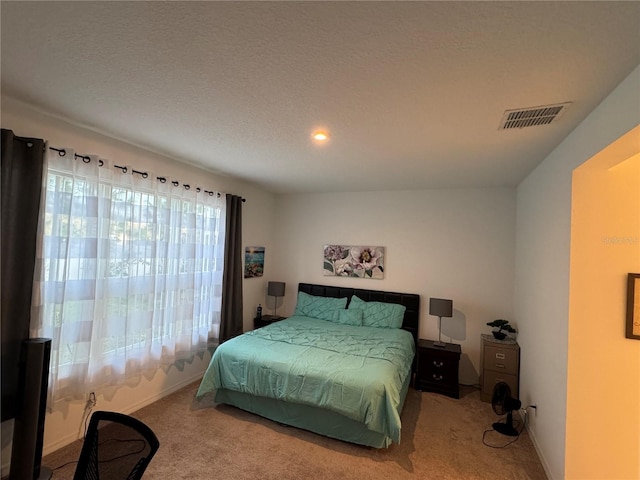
[195,282,420,448]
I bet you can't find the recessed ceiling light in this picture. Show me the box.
[312,131,329,141]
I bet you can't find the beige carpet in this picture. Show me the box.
[44,382,548,479]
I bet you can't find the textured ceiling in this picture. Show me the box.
[2,1,639,193]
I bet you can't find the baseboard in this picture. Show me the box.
[118,370,204,417]
[42,370,204,457]
[519,411,554,480]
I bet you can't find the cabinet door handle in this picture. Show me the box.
[495,363,505,369]
[433,360,444,367]
[432,374,443,381]
[495,353,505,359]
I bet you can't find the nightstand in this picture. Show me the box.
[415,339,461,399]
[480,334,520,402]
[253,315,284,329]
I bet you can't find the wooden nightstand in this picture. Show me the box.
[480,334,520,402]
[253,315,284,329]
[415,339,461,399]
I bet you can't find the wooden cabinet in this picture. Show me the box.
[415,339,461,399]
[480,334,520,402]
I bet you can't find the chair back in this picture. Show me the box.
[73,411,159,480]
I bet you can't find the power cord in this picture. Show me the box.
[482,404,536,448]
[51,459,79,474]
[482,419,523,448]
[80,392,97,438]
[96,438,147,463]
[50,438,147,476]
[51,392,98,475]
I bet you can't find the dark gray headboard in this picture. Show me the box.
[297,283,420,344]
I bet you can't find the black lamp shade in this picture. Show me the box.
[268,281,286,297]
[429,298,453,318]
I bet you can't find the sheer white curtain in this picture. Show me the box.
[31,149,225,405]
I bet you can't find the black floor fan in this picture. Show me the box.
[491,381,521,437]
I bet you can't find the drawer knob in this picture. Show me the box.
[495,353,505,359]
[432,374,443,381]
[433,360,444,367]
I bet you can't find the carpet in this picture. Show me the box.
[44,382,548,479]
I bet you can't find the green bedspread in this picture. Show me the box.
[196,315,415,445]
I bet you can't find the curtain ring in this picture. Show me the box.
[158,177,167,183]
[58,149,66,157]
[99,160,104,167]
[172,181,179,187]
[83,156,90,164]
[184,184,190,190]
[142,172,149,179]
[196,187,201,193]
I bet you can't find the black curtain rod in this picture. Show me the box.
[48,146,245,202]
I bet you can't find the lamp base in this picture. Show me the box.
[432,341,447,348]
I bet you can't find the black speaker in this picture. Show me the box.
[9,338,52,480]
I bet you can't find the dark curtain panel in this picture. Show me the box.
[1,129,46,421]
[219,194,244,342]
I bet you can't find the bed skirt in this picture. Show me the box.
[212,367,412,448]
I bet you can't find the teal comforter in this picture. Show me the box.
[196,315,415,444]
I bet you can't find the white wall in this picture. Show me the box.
[0,96,277,459]
[514,65,640,480]
[271,188,516,384]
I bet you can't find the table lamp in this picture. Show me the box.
[268,281,286,319]
[429,297,453,347]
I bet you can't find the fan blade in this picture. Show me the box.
[491,381,511,415]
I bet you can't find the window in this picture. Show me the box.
[31,150,225,404]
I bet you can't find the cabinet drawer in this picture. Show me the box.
[482,369,518,400]
[421,363,458,385]
[423,356,457,376]
[483,345,518,375]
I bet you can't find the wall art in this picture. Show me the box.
[244,246,265,278]
[626,273,640,339]
[323,245,385,279]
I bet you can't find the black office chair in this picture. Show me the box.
[73,411,159,480]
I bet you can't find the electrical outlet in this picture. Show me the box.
[79,392,97,438]
[86,391,97,408]
[519,404,537,426]
[519,407,527,423]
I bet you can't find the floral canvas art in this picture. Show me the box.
[323,245,385,279]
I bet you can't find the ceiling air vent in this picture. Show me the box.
[499,102,571,130]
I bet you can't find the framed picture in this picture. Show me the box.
[244,246,265,278]
[626,273,640,340]
[323,245,385,279]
